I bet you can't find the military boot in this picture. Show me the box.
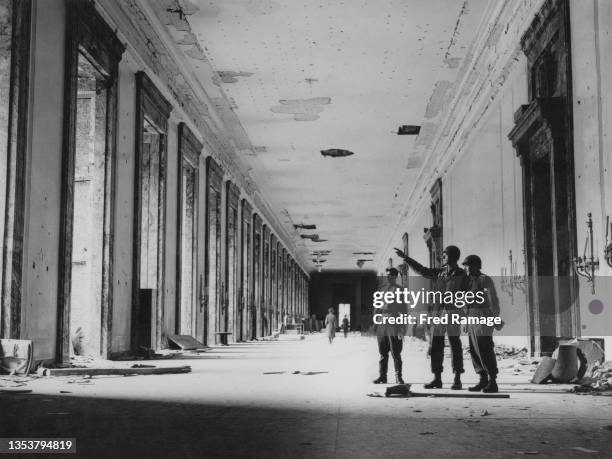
[395,362,404,384]
[424,372,442,389]
[451,371,462,390]
[483,377,498,393]
[468,373,488,392]
[373,360,387,384]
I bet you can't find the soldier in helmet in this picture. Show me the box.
[462,254,500,393]
[394,245,468,390]
[373,268,406,385]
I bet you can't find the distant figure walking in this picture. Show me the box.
[325,308,337,344]
[342,315,349,338]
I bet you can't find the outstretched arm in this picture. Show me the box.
[394,248,440,280]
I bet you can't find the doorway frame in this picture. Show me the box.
[131,71,172,352]
[239,199,252,341]
[1,0,32,340]
[224,181,240,341]
[175,123,202,335]
[508,0,579,355]
[204,156,224,344]
[57,0,124,363]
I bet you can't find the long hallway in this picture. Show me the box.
[2,1,612,456]
[2,335,610,458]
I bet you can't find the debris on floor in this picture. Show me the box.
[569,446,598,453]
[0,339,34,375]
[0,375,33,387]
[369,384,510,399]
[495,344,528,359]
[67,379,94,385]
[385,383,412,397]
[39,365,192,377]
[570,361,612,395]
[531,339,605,385]
[167,335,207,351]
[263,370,329,376]
[0,388,32,394]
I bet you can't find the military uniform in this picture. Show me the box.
[406,261,468,376]
[397,244,469,389]
[374,276,406,384]
[466,273,499,381]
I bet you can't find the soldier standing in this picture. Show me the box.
[394,246,468,390]
[462,255,500,393]
[373,268,405,384]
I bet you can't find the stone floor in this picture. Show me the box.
[1,334,611,458]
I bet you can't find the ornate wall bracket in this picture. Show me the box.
[574,213,599,294]
[501,249,527,303]
[604,216,612,268]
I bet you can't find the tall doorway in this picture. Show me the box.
[508,0,578,355]
[131,72,172,352]
[205,157,223,345]
[225,182,240,342]
[332,284,355,325]
[252,215,262,339]
[176,123,201,336]
[239,200,252,341]
[58,2,124,362]
[338,303,351,327]
[69,55,108,356]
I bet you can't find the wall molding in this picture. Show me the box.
[95,0,310,273]
[377,0,546,270]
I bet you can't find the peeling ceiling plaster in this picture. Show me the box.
[162,0,488,271]
[270,97,332,122]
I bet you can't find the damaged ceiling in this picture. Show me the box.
[155,0,488,271]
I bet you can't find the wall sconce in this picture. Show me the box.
[605,216,612,268]
[574,212,599,294]
[501,249,527,303]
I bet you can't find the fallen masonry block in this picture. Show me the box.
[0,339,34,375]
[38,365,191,377]
[167,335,206,350]
[531,356,556,384]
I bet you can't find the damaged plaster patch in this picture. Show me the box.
[443,1,469,63]
[177,0,200,15]
[406,154,424,169]
[217,71,254,83]
[425,81,452,119]
[270,97,331,121]
[176,31,198,45]
[484,23,504,48]
[444,56,461,69]
[197,2,221,18]
[414,122,438,148]
[244,0,281,16]
[185,45,207,60]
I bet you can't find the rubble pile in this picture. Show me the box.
[495,344,528,359]
[492,345,537,377]
[571,361,612,394]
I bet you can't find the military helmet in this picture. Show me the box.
[387,267,399,276]
[462,254,482,269]
[443,245,461,262]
